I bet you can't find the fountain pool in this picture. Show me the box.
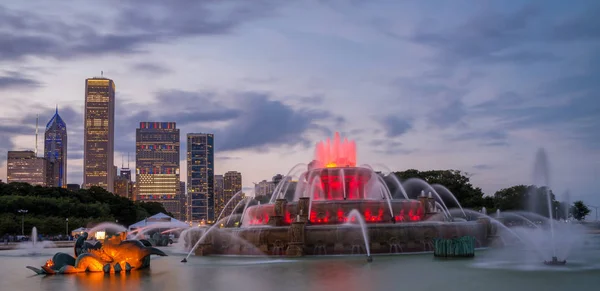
[2,244,600,291]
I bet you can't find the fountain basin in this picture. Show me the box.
[184,220,491,256]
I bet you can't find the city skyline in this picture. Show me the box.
[0,1,599,209]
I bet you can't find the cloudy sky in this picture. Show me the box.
[1,0,598,207]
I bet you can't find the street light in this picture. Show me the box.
[65,218,69,238]
[17,209,28,236]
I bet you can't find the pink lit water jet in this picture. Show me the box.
[313,132,356,169]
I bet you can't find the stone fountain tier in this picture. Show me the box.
[186,220,493,257]
[242,197,441,227]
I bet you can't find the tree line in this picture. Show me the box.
[0,181,171,236]
[392,169,590,221]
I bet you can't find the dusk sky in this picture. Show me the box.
[1,1,598,207]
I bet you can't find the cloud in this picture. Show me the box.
[469,54,600,149]
[473,164,493,170]
[131,63,172,75]
[111,90,338,153]
[550,6,600,42]
[474,91,525,110]
[0,71,41,89]
[216,156,242,161]
[380,115,412,137]
[297,95,325,105]
[409,4,549,65]
[0,1,280,61]
[369,139,414,155]
[216,92,334,151]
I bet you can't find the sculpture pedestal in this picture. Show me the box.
[286,221,306,257]
[269,215,283,226]
[194,244,213,256]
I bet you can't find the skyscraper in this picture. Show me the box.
[44,107,67,187]
[214,174,224,218]
[223,171,242,218]
[7,151,46,186]
[178,181,186,221]
[187,133,214,223]
[84,77,115,192]
[114,168,133,200]
[136,122,181,217]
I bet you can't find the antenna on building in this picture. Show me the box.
[35,114,39,156]
[121,153,124,169]
[127,152,130,168]
[101,70,103,77]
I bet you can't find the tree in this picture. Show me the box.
[491,185,559,218]
[0,182,171,236]
[571,200,590,221]
[393,169,485,209]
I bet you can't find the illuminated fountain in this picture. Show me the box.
[182,132,497,260]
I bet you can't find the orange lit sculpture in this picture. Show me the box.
[26,232,166,275]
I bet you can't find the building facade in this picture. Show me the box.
[114,168,133,200]
[44,108,67,187]
[136,122,181,218]
[178,181,186,221]
[223,171,243,218]
[7,151,46,186]
[83,77,116,192]
[255,179,276,197]
[186,133,214,223]
[213,174,224,218]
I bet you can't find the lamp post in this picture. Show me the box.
[17,209,28,236]
[65,218,69,237]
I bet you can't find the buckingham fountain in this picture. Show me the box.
[181,133,497,261]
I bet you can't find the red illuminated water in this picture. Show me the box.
[313,132,356,169]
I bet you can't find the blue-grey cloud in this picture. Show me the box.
[380,115,412,137]
[297,95,325,105]
[550,6,600,42]
[473,164,493,170]
[409,4,550,65]
[0,71,41,89]
[470,54,600,149]
[216,92,334,151]
[369,139,414,155]
[0,1,280,61]
[109,90,339,155]
[474,91,524,110]
[407,2,600,67]
[393,76,469,128]
[450,129,509,147]
[131,63,172,75]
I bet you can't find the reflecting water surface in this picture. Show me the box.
[2,242,599,291]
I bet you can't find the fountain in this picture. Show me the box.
[182,132,495,258]
[17,227,56,253]
[533,148,566,266]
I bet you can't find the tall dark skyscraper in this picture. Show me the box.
[44,107,67,187]
[223,171,242,218]
[84,77,115,192]
[187,133,214,223]
[136,122,181,218]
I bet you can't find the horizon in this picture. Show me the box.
[0,1,598,208]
